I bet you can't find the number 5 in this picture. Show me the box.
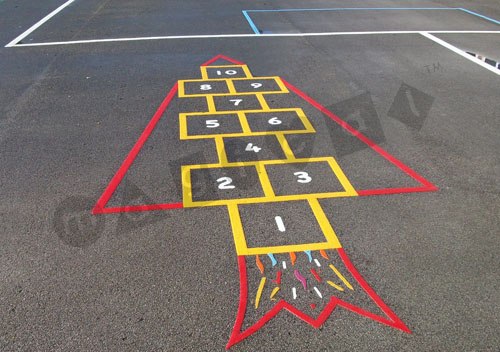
[205,120,219,128]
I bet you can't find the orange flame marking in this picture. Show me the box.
[320,249,329,260]
[256,255,264,275]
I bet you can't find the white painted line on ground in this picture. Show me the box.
[7,30,500,48]
[5,0,75,47]
[420,32,500,76]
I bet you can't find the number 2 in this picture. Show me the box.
[217,177,235,189]
[294,171,312,183]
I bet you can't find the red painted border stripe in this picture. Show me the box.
[92,83,179,214]
[281,78,438,195]
[357,186,434,196]
[98,203,184,214]
[201,54,245,66]
[337,248,410,332]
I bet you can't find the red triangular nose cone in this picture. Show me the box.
[201,54,245,66]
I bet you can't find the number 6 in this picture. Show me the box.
[268,117,282,125]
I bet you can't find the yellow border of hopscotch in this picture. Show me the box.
[181,157,358,208]
[179,108,315,140]
[200,65,253,79]
[228,198,342,255]
[178,77,289,97]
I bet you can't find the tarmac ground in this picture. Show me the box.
[1,1,499,351]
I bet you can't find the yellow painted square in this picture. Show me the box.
[201,65,253,79]
[228,199,342,256]
[178,79,231,97]
[181,157,357,208]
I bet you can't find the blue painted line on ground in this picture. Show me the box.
[242,7,499,33]
[242,10,260,34]
[458,8,500,25]
[244,7,459,13]
[267,253,277,266]
[304,250,313,263]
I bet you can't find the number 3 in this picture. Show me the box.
[294,171,312,183]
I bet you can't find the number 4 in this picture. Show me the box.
[245,143,261,153]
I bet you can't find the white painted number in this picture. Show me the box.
[268,117,282,125]
[200,84,212,91]
[275,216,286,232]
[230,99,243,106]
[205,120,219,128]
[251,83,263,89]
[217,70,237,76]
[217,177,235,189]
[245,143,261,153]
[294,171,312,184]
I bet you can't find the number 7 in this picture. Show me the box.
[229,99,243,106]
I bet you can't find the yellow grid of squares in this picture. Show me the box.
[179,108,315,140]
[178,77,289,98]
[177,63,359,254]
[181,157,358,208]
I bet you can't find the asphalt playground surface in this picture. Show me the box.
[1,0,499,351]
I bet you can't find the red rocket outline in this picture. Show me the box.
[91,55,437,348]
[92,55,437,214]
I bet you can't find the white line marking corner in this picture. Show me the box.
[5,0,75,47]
[420,32,499,75]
